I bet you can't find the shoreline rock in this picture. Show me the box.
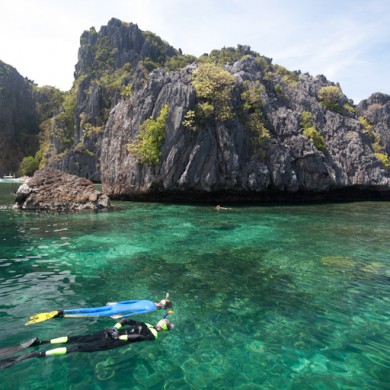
[14,168,111,211]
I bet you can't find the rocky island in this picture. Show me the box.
[2,18,390,203]
[14,168,111,211]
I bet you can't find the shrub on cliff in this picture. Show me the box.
[274,65,299,88]
[318,86,343,113]
[165,54,197,71]
[240,80,264,112]
[182,102,216,132]
[375,152,390,169]
[300,111,326,152]
[33,85,65,123]
[192,63,235,121]
[127,105,169,165]
[359,116,390,169]
[198,45,259,66]
[240,80,270,150]
[20,156,39,176]
[53,89,77,147]
[248,111,271,150]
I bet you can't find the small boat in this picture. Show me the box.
[0,174,24,183]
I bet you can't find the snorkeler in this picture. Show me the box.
[26,293,172,325]
[215,205,232,211]
[0,314,174,369]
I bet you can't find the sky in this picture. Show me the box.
[0,0,389,103]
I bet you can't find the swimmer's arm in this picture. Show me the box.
[113,318,139,329]
[118,333,149,342]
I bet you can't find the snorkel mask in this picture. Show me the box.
[156,310,174,331]
[159,292,172,309]
[156,319,170,331]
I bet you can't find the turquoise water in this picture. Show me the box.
[0,183,389,389]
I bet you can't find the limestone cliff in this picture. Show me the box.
[101,57,390,201]
[0,61,39,176]
[47,18,178,182]
[3,18,390,202]
[357,93,390,155]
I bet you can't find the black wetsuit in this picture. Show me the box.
[0,319,159,368]
[62,318,157,354]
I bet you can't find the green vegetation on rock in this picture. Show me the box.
[274,65,299,88]
[127,104,169,165]
[300,111,326,152]
[74,141,94,157]
[99,63,133,95]
[53,89,77,149]
[343,103,356,115]
[165,54,197,71]
[20,155,39,176]
[142,31,173,65]
[192,63,235,122]
[359,116,390,169]
[87,35,116,78]
[358,116,374,136]
[33,85,65,122]
[182,110,198,131]
[248,111,271,147]
[375,152,390,169]
[240,80,264,111]
[240,80,271,153]
[182,102,216,131]
[274,84,284,96]
[318,86,343,113]
[198,45,260,66]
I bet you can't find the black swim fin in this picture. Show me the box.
[0,338,39,358]
[0,351,41,369]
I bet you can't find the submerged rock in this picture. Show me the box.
[14,168,111,211]
[320,256,356,268]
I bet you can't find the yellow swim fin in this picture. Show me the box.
[25,311,59,326]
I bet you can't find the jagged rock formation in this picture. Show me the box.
[0,61,40,176]
[2,18,390,202]
[47,18,178,182]
[14,168,110,211]
[101,57,390,202]
[357,93,390,155]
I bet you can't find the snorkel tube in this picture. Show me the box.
[162,310,174,319]
[158,292,172,310]
[162,292,173,319]
[155,309,174,331]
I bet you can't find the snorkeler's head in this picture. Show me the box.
[155,319,174,332]
[158,299,172,309]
